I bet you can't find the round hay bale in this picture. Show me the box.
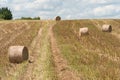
[102,24,112,32]
[79,27,89,37]
[8,46,29,63]
[56,16,61,21]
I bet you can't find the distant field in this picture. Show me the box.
[0,20,120,80]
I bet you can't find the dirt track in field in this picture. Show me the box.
[49,22,81,80]
[20,27,43,80]
[19,21,54,80]
[17,21,81,80]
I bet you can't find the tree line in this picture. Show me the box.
[0,7,40,20]
[20,17,40,20]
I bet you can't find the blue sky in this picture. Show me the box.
[0,0,120,19]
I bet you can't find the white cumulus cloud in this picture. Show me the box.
[93,5,120,17]
[0,0,120,19]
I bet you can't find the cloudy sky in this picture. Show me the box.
[0,0,120,19]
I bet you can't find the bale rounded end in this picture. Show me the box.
[22,47,29,61]
[108,25,112,32]
[8,46,29,63]
[55,16,61,21]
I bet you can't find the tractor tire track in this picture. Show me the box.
[49,22,81,80]
[19,27,43,80]
[20,21,56,80]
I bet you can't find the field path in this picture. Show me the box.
[19,21,56,80]
[1,21,81,80]
[49,22,81,80]
[20,27,43,80]
[19,21,81,80]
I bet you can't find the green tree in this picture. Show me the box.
[0,7,13,20]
